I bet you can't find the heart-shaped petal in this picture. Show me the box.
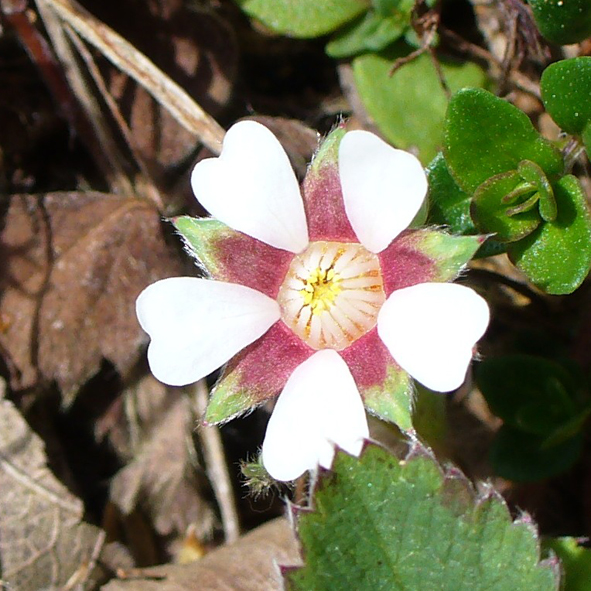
[136,277,281,386]
[191,120,309,253]
[339,130,428,253]
[377,283,489,392]
[262,350,369,481]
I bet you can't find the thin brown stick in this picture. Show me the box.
[40,0,225,154]
[191,380,240,543]
[63,22,165,210]
[35,0,135,196]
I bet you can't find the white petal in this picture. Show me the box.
[136,277,280,386]
[339,130,428,253]
[377,283,489,392]
[262,350,368,481]
[191,120,309,253]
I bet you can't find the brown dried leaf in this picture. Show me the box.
[108,375,216,539]
[0,379,132,590]
[101,518,301,591]
[0,192,183,401]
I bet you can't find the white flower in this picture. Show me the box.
[136,121,490,481]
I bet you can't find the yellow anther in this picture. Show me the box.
[298,266,342,315]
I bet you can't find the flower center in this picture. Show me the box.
[277,241,386,351]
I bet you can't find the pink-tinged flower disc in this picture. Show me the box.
[377,283,490,392]
[136,277,281,386]
[262,349,369,481]
[277,241,385,350]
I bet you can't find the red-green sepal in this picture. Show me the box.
[173,216,292,299]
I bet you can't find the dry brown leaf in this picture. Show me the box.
[108,375,216,539]
[0,192,183,401]
[101,518,301,591]
[0,379,132,590]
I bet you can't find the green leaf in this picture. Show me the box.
[471,170,541,242]
[490,426,582,482]
[372,0,417,16]
[508,175,591,294]
[426,153,506,257]
[326,11,407,58]
[444,89,564,192]
[427,153,476,234]
[353,47,488,163]
[529,0,591,45]
[541,57,591,135]
[476,355,579,435]
[234,0,369,37]
[287,442,560,590]
[544,538,591,591]
[583,123,591,159]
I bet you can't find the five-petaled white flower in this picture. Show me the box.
[136,121,489,481]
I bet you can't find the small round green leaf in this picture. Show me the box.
[509,175,591,294]
[541,57,591,136]
[426,154,506,257]
[234,0,369,38]
[476,355,578,434]
[444,89,564,193]
[490,426,582,482]
[529,0,591,45]
[326,11,407,58]
[471,171,541,242]
[353,48,488,163]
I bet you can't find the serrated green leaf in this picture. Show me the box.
[541,57,591,136]
[529,0,591,45]
[490,426,582,482]
[508,175,591,294]
[234,0,369,37]
[352,47,488,163]
[544,538,591,591]
[287,443,559,590]
[444,89,564,192]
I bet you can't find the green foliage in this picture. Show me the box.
[508,175,591,294]
[353,49,488,163]
[233,0,369,38]
[544,538,591,591]
[287,442,560,590]
[541,57,591,158]
[326,11,408,57]
[426,154,505,257]
[477,355,590,481]
[444,89,591,294]
[326,0,435,57]
[471,170,542,242]
[444,89,563,193]
[528,0,591,45]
